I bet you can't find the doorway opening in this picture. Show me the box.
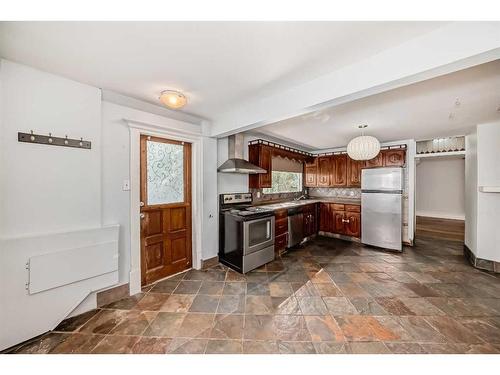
[415,155,465,242]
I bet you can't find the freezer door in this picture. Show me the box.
[361,167,403,192]
[361,192,402,251]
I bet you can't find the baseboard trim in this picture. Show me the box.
[96,283,130,307]
[318,231,361,243]
[464,245,500,273]
[201,256,219,270]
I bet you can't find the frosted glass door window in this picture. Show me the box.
[146,140,184,205]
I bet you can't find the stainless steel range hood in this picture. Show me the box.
[217,134,267,174]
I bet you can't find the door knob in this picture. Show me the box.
[140,201,145,207]
[140,213,145,219]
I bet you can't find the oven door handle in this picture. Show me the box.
[267,220,271,239]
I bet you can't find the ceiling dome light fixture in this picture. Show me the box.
[159,90,187,109]
[347,125,381,161]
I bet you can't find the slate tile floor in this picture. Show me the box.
[5,236,500,354]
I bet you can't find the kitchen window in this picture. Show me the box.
[263,155,303,194]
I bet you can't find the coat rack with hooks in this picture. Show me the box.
[18,131,91,149]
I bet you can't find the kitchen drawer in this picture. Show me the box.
[332,204,345,211]
[275,209,288,220]
[345,204,361,213]
[275,218,288,236]
[275,233,288,251]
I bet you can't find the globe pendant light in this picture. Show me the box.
[347,125,381,161]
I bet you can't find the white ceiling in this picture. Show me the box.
[255,59,500,150]
[0,21,446,120]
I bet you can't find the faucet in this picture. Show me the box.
[294,194,307,201]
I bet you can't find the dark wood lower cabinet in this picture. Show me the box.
[319,203,330,232]
[318,203,361,239]
[275,233,288,254]
[303,204,317,237]
[273,202,360,254]
[274,209,288,255]
[332,210,346,234]
[344,212,361,237]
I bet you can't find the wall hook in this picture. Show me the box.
[18,131,91,149]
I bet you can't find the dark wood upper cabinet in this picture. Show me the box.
[364,152,383,168]
[383,149,406,167]
[347,158,363,187]
[248,144,272,188]
[363,149,406,169]
[292,146,406,189]
[304,158,318,187]
[331,154,347,187]
[317,156,331,187]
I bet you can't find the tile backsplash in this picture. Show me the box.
[250,188,305,203]
[308,187,361,199]
[251,187,361,203]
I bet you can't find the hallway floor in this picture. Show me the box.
[416,216,465,242]
[6,236,500,354]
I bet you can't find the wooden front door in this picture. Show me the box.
[140,135,192,286]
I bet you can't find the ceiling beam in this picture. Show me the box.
[210,22,500,137]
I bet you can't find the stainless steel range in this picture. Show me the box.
[219,193,275,273]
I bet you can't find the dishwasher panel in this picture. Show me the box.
[288,212,304,248]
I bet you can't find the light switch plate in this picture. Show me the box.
[122,180,130,191]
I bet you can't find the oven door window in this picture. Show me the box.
[244,217,273,254]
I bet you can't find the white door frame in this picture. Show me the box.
[125,119,203,295]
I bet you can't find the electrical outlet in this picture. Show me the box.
[122,180,130,191]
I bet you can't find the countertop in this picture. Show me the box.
[255,197,361,211]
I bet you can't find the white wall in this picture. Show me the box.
[0,60,102,238]
[217,136,249,194]
[416,157,465,220]
[465,121,500,262]
[101,101,218,284]
[202,136,219,260]
[0,59,219,350]
[465,132,478,253]
[0,60,120,350]
[476,122,500,262]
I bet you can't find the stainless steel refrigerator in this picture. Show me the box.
[361,167,403,251]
